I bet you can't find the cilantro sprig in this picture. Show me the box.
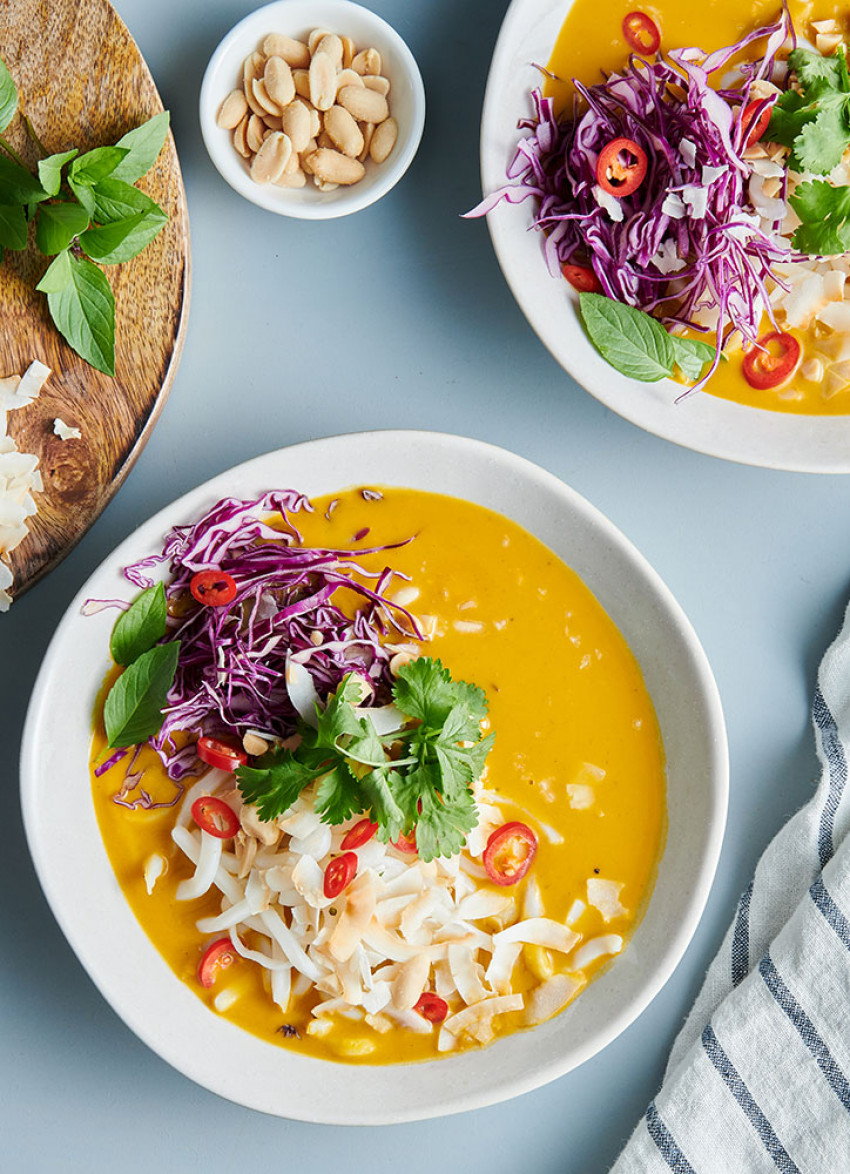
[236,658,495,862]
[768,47,850,175]
[765,43,850,256]
[0,54,169,375]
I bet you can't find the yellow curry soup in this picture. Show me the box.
[91,487,666,1064]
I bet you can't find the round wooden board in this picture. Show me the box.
[0,0,191,603]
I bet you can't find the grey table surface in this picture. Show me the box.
[3,0,849,1170]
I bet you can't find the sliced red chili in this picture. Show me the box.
[197,735,248,772]
[622,11,660,54]
[740,98,774,147]
[392,829,418,855]
[198,937,238,988]
[561,263,602,294]
[323,851,358,899]
[483,821,538,887]
[341,819,379,850]
[414,992,448,1023]
[742,331,801,390]
[191,795,240,839]
[596,138,647,198]
[190,569,238,607]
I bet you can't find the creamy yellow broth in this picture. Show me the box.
[546,0,850,415]
[91,488,666,1064]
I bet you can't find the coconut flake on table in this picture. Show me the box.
[0,361,51,610]
[53,418,82,441]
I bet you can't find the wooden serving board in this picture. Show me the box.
[0,0,190,603]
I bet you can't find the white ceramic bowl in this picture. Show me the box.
[200,0,425,219]
[480,0,850,472]
[21,431,727,1123]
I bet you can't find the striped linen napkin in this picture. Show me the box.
[612,600,850,1173]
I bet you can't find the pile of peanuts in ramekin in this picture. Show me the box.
[216,29,399,190]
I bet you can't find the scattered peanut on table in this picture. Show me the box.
[216,28,399,192]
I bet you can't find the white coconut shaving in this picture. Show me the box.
[53,417,82,441]
[0,360,51,611]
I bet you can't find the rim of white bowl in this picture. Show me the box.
[21,430,728,1123]
[479,0,850,473]
[199,0,426,220]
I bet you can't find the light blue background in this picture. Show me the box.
[3,1,849,1170]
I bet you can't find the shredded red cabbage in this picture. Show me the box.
[122,490,421,781]
[470,10,796,393]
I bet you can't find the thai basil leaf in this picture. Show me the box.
[110,583,168,667]
[110,111,170,183]
[38,252,115,374]
[103,641,181,748]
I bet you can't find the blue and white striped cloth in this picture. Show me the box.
[613,601,850,1173]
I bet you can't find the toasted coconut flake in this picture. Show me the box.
[390,953,431,1010]
[571,934,624,970]
[53,417,82,441]
[587,877,628,922]
[439,993,524,1048]
[485,941,522,994]
[448,943,488,1005]
[494,918,580,954]
[524,973,585,1025]
[330,871,378,961]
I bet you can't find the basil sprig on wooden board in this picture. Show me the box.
[103,585,180,749]
[0,54,169,375]
[578,292,718,383]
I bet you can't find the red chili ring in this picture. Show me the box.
[190,569,238,607]
[622,11,661,54]
[596,138,648,198]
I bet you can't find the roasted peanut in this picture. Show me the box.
[262,33,310,68]
[306,147,365,185]
[363,75,390,96]
[324,104,364,157]
[250,131,293,184]
[337,84,388,124]
[370,116,397,163]
[352,48,381,75]
[217,89,248,129]
[309,51,337,111]
[264,56,296,108]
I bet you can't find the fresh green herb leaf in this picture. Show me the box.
[37,148,79,197]
[0,56,18,134]
[68,176,96,216]
[578,292,720,384]
[80,207,167,265]
[109,583,168,667]
[110,111,170,183]
[40,252,115,374]
[768,46,850,174]
[579,291,675,381]
[788,179,850,255]
[414,776,479,863]
[0,202,27,250]
[0,154,46,204]
[314,762,365,825]
[36,249,72,293]
[69,145,129,186]
[86,177,162,224]
[392,657,486,731]
[103,641,180,748]
[669,334,718,381]
[359,765,406,843]
[34,200,90,255]
[237,746,329,822]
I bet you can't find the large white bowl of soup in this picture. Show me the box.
[21,431,727,1123]
[480,0,850,472]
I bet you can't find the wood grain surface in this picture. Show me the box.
[0,0,190,602]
